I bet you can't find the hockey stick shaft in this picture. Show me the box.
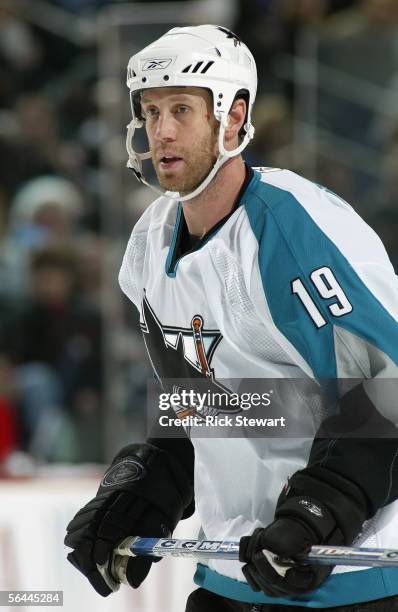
[114,536,398,567]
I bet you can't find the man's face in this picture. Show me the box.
[141,87,219,194]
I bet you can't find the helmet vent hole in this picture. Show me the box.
[201,61,214,73]
[192,61,203,73]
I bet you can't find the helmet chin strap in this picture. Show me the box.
[126,114,254,203]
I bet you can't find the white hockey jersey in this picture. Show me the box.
[119,167,398,607]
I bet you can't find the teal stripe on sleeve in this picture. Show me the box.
[244,178,398,377]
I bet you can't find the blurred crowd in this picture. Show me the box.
[0,0,397,472]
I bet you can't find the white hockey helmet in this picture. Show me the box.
[125,24,257,201]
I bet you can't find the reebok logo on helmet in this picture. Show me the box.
[142,58,172,71]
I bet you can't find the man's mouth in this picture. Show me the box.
[159,156,183,170]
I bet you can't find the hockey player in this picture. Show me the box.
[65,25,398,610]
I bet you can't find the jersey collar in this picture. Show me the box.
[166,165,258,277]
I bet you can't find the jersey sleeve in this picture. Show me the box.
[118,196,164,311]
[119,228,147,312]
[245,170,398,512]
[246,171,398,380]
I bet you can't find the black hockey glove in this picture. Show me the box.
[64,443,194,596]
[239,466,369,597]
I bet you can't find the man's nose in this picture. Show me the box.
[155,112,176,142]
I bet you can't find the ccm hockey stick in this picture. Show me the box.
[111,536,398,583]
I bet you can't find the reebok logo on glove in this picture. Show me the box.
[298,500,323,518]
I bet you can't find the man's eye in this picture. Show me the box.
[176,106,189,114]
[145,108,158,118]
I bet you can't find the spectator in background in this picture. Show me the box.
[0,355,19,470]
[0,175,83,298]
[5,245,104,462]
[0,92,88,202]
[0,88,96,207]
[0,6,43,107]
[246,94,294,168]
[74,233,107,309]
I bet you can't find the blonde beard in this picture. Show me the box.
[154,129,218,194]
[157,158,217,194]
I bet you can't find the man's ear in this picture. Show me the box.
[224,98,247,148]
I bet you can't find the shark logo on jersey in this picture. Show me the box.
[140,293,240,418]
